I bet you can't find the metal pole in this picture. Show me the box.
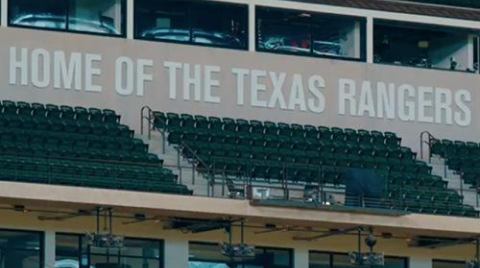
[96,207,100,235]
[420,131,424,160]
[358,227,362,254]
[140,107,144,136]
[108,208,113,235]
[147,108,152,139]
[476,238,479,267]
[241,219,245,244]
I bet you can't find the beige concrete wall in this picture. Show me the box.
[0,181,479,238]
[1,27,480,153]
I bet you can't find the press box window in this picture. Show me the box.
[256,7,365,61]
[309,251,408,268]
[135,0,248,50]
[0,229,44,268]
[189,242,293,268]
[432,259,466,268]
[9,0,126,36]
[374,20,478,73]
[56,234,164,268]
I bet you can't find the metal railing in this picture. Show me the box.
[420,130,435,162]
[246,184,479,218]
[140,105,154,139]
[140,106,168,153]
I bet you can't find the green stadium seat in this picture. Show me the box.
[154,110,474,216]
[0,100,189,196]
[152,111,167,130]
[74,106,90,121]
[31,103,46,118]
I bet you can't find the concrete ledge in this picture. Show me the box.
[0,181,479,237]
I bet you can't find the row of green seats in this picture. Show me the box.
[0,113,133,138]
[192,157,432,186]
[446,158,480,171]
[173,136,416,161]
[154,112,402,147]
[386,174,446,188]
[0,129,147,153]
[0,155,173,180]
[392,203,477,217]
[431,139,480,158]
[386,185,462,204]
[0,100,120,124]
[179,142,429,174]
[0,131,156,163]
[0,155,190,194]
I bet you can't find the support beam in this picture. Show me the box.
[44,230,56,268]
[294,248,309,268]
[165,237,189,268]
[292,226,362,241]
[410,256,432,268]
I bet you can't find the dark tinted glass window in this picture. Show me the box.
[433,259,465,268]
[309,252,330,268]
[257,7,365,60]
[374,20,477,72]
[0,229,43,268]
[56,234,163,268]
[257,9,311,55]
[189,242,293,268]
[332,254,356,268]
[135,0,248,50]
[9,0,67,30]
[309,251,408,268]
[135,0,190,42]
[9,0,125,36]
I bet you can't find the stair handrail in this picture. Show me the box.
[179,141,216,196]
[141,106,169,153]
[420,131,436,162]
[140,105,154,139]
[180,141,212,174]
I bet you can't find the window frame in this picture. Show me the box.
[55,233,164,268]
[373,18,480,74]
[134,0,249,51]
[7,0,127,38]
[391,0,480,9]
[0,228,45,268]
[189,241,294,268]
[255,5,367,63]
[308,250,409,268]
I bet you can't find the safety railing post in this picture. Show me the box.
[191,161,195,185]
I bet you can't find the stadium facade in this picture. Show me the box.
[1,0,480,267]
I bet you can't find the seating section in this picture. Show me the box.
[152,111,477,217]
[0,100,191,195]
[431,139,480,188]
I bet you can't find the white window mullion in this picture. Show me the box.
[44,231,56,268]
[1,0,8,27]
[249,3,256,52]
[366,16,374,63]
[127,0,134,39]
